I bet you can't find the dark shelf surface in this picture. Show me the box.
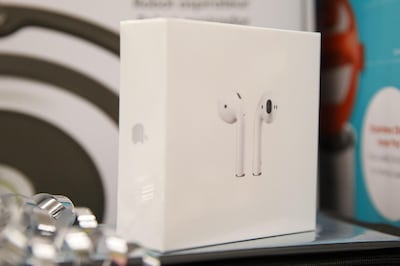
[127,213,400,265]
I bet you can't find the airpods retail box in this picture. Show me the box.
[117,18,320,251]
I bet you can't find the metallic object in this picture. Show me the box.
[0,193,132,265]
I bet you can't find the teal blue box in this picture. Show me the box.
[350,0,400,226]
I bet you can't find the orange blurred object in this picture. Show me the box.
[319,0,364,136]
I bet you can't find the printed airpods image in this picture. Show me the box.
[218,92,245,177]
[253,91,277,176]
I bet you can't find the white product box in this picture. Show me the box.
[117,18,320,251]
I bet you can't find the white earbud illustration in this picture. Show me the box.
[253,91,277,176]
[218,92,245,177]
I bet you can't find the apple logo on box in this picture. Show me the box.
[132,123,147,144]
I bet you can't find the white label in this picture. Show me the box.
[362,87,400,221]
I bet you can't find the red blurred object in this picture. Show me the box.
[318,0,364,136]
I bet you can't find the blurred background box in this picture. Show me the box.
[318,0,400,228]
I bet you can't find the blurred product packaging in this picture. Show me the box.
[318,0,400,227]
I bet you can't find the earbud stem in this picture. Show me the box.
[236,115,245,177]
[253,117,262,176]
